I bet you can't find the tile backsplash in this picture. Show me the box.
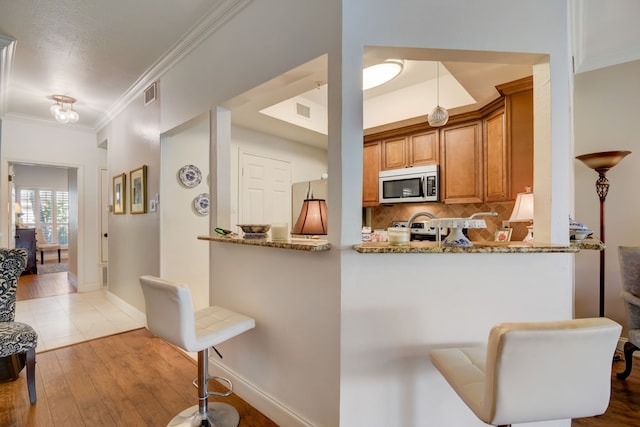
[367,201,529,242]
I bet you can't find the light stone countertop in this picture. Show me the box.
[198,235,331,251]
[198,235,602,254]
[353,238,604,254]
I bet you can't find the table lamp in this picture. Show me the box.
[292,182,328,237]
[509,188,534,242]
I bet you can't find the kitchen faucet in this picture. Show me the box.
[407,211,437,229]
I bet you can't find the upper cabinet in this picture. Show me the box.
[496,77,534,199]
[363,141,381,207]
[440,121,483,204]
[380,130,439,170]
[363,76,533,207]
[483,106,509,202]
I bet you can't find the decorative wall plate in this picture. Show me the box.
[178,164,202,188]
[193,193,209,215]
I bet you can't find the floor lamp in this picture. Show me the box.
[576,150,631,317]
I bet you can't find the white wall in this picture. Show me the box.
[98,91,161,311]
[573,59,640,328]
[338,1,573,426]
[14,164,68,189]
[160,113,210,310]
[230,125,328,230]
[1,118,106,291]
[97,0,576,426]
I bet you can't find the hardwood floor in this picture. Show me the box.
[0,328,277,427]
[16,268,75,302]
[572,356,640,427]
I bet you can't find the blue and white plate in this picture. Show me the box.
[178,164,202,188]
[193,193,209,215]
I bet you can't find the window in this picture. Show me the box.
[17,188,69,246]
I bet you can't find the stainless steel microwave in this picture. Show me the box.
[379,165,439,203]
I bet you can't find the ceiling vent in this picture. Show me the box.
[144,82,157,106]
[296,102,311,119]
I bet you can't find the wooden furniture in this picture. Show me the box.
[381,130,439,170]
[14,228,37,275]
[440,120,483,203]
[363,76,534,206]
[0,248,38,404]
[616,246,640,380]
[35,228,61,264]
[363,140,381,207]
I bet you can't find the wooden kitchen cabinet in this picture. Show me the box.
[381,130,438,170]
[440,121,483,204]
[363,140,381,207]
[15,228,37,275]
[483,107,509,202]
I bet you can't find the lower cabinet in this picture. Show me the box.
[15,228,37,275]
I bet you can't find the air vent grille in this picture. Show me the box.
[144,82,157,106]
[296,102,311,119]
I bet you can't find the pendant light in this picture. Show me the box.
[428,62,449,127]
[50,95,79,124]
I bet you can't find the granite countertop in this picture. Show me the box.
[198,235,331,252]
[354,238,604,254]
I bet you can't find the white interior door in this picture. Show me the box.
[100,168,109,263]
[240,152,291,230]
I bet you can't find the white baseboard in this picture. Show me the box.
[105,290,147,325]
[208,358,315,427]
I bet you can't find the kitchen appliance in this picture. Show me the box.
[392,220,448,242]
[379,165,438,203]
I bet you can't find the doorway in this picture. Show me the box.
[11,162,78,300]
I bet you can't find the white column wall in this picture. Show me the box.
[160,114,210,310]
[99,0,577,425]
[339,1,574,426]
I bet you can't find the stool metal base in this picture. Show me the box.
[168,402,240,427]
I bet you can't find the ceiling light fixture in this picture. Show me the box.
[363,60,403,91]
[428,62,449,127]
[50,95,79,124]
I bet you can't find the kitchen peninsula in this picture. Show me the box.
[355,238,604,253]
[198,234,331,251]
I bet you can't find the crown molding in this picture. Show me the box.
[0,34,16,118]
[571,0,640,74]
[95,0,253,131]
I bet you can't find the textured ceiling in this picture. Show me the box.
[0,0,638,134]
[0,0,227,129]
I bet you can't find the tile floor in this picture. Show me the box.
[15,289,145,352]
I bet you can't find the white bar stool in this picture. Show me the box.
[140,275,255,427]
[430,318,621,426]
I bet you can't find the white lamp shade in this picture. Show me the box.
[509,191,534,222]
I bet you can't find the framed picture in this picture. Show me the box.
[112,173,126,214]
[130,165,147,214]
[494,228,512,242]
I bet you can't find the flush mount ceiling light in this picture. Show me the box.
[363,60,403,91]
[50,94,79,124]
[428,62,449,127]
